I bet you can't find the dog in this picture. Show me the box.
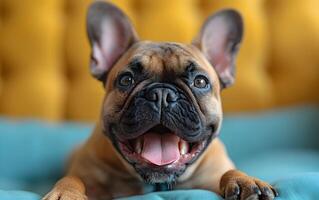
[43,1,278,200]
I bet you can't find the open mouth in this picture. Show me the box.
[117,125,208,168]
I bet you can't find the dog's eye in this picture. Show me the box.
[193,75,208,88]
[119,73,134,87]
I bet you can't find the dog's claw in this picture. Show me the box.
[224,182,240,199]
[272,187,279,197]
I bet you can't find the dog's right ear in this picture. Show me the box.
[87,1,138,81]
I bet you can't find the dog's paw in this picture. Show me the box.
[42,188,88,200]
[220,170,278,200]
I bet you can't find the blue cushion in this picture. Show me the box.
[117,189,221,200]
[0,106,318,199]
[2,173,319,200]
[117,173,319,200]
[0,190,40,200]
[220,106,319,182]
[274,173,319,200]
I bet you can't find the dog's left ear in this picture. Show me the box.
[87,1,138,81]
[193,10,243,89]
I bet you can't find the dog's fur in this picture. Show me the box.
[43,2,277,200]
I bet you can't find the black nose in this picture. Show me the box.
[145,86,178,107]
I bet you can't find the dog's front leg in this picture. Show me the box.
[220,170,278,200]
[42,176,87,200]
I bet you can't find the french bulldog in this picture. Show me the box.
[43,1,277,200]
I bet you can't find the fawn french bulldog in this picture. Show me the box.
[44,1,277,200]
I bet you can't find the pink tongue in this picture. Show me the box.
[141,133,180,166]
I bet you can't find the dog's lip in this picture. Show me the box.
[115,124,204,143]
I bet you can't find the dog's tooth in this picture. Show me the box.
[179,140,189,155]
[135,138,142,154]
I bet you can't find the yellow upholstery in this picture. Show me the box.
[265,0,319,107]
[1,0,65,121]
[0,0,318,121]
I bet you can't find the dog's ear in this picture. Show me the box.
[193,10,243,89]
[87,1,138,81]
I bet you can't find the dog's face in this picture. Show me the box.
[87,2,243,183]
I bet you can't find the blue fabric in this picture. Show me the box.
[117,173,319,200]
[117,189,221,200]
[220,106,319,182]
[274,173,319,200]
[0,191,40,200]
[0,106,318,199]
[0,119,92,194]
[2,173,319,200]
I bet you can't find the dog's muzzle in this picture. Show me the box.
[106,82,217,183]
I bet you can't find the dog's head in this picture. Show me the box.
[87,2,243,184]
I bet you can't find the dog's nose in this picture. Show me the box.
[145,87,178,107]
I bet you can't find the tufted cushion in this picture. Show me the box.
[265,0,319,106]
[1,0,65,121]
[0,0,318,121]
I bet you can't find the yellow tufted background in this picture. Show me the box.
[0,0,318,122]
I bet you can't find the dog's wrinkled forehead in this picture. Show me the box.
[131,42,193,74]
[115,41,219,81]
